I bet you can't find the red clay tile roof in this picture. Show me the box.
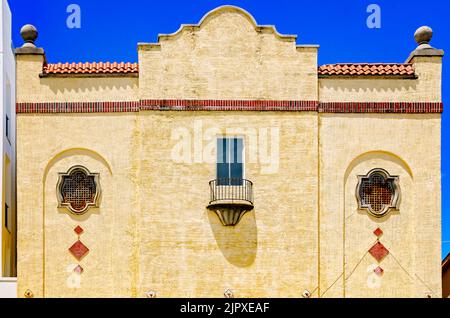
[43,62,139,75]
[42,62,415,78]
[318,63,415,77]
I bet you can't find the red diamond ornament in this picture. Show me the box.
[373,228,383,237]
[73,265,84,274]
[374,266,384,276]
[74,226,84,235]
[369,242,389,262]
[69,240,89,261]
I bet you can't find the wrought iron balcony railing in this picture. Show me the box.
[207,178,254,226]
[209,178,254,205]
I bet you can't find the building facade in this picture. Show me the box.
[0,0,17,298]
[443,254,450,298]
[15,6,443,298]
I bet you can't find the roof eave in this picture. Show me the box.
[318,74,417,79]
[39,72,139,78]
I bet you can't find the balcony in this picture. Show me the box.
[207,178,254,226]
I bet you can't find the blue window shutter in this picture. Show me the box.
[230,138,243,185]
[217,138,229,185]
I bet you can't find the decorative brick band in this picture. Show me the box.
[139,99,318,111]
[16,100,443,114]
[17,101,139,113]
[319,102,443,113]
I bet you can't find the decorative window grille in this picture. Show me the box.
[57,166,100,214]
[356,168,400,217]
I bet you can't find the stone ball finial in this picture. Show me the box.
[20,24,38,48]
[414,26,433,46]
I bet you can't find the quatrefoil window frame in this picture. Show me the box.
[356,168,400,218]
[57,165,101,215]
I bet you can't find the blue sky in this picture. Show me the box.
[8,0,450,258]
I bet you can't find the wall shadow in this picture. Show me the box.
[57,207,101,222]
[207,209,258,268]
[40,77,137,96]
[344,150,413,185]
[320,78,417,96]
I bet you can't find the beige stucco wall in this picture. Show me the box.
[138,7,318,101]
[17,112,319,298]
[17,112,442,298]
[17,114,139,297]
[319,114,441,298]
[15,55,138,103]
[14,6,443,298]
[319,57,442,103]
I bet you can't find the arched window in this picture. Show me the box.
[57,166,100,214]
[356,168,400,217]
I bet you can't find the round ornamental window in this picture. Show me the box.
[356,169,400,217]
[57,166,100,214]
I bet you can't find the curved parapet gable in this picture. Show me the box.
[138,5,319,101]
[138,6,303,51]
[157,5,298,43]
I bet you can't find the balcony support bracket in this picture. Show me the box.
[207,179,254,227]
[208,203,254,226]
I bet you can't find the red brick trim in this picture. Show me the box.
[16,100,443,114]
[16,101,139,113]
[319,102,443,113]
[139,99,318,111]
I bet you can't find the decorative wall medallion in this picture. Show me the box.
[373,227,383,237]
[374,266,384,276]
[369,242,389,262]
[24,289,34,298]
[369,227,389,274]
[302,289,312,298]
[69,226,89,273]
[224,289,234,298]
[356,168,400,217]
[146,290,157,298]
[57,166,100,215]
[69,240,89,261]
[73,265,84,274]
[74,225,84,235]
